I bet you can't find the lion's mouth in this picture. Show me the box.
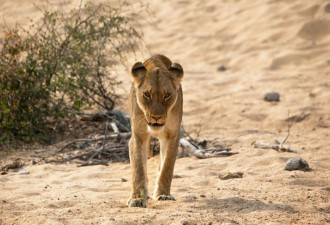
[147,122,165,127]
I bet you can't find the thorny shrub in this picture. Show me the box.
[0,1,140,147]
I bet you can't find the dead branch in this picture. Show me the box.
[180,138,198,152]
[1,159,24,173]
[110,122,120,134]
[76,110,130,132]
[50,119,235,166]
[77,161,109,167]
[56,132,131,153]
[49,143,129,164]
[179,138,237,159]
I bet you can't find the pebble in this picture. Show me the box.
[217,65,227,72]
[18,169,30,175]
[219,172,243,180]
[264,92,280,102]
[284,157,310,171]
[325,3,330,13]
[181,220,189,225]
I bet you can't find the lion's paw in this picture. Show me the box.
[155,195,176,201]
[127,198,148,208]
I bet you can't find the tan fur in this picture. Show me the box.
[127,54,184,207]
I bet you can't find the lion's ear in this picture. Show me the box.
[131,62,147,82]
[169,63,184,85]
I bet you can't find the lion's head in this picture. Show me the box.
[131,56,183,130]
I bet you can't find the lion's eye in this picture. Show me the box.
[164,93,171,100]
[144,92,151,99]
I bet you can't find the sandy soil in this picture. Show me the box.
[1,0,330,224]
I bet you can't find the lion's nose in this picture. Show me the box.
[151,115,162,121]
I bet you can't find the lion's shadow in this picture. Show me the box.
[196,197,294,214]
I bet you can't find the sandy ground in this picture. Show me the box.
[1,0,330,224]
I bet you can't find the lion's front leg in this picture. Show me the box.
[127,135,150,208]
[153,134,179,201]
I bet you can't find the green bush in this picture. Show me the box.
[0,2,140,147]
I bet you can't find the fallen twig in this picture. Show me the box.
[251,111,298,153]
[251,141,297,153]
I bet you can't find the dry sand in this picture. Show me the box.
[1,0,330,224]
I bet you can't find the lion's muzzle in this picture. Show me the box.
[146,114,166,127]
[147,122,165,127]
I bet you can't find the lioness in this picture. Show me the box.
[127,54,183,208]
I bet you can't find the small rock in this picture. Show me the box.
[183,195,197,202]
[171,212,181,217]
[173,174,182,179]
[1,159,24,171]
[1,171,7,175]
[286,113,310,123]
[217,65,227,72]
[199,140,207,148]
[297,20,330,41]
[264,92,280,102]
[181,220,189,225]
[121,178,128,182]
[309,93,316,98]
[200,194,206,198]
[321,187,330,192]
[325,4,330,13]
[284,157,310,171]
[219,172,243,180]
[18,169,30,175]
